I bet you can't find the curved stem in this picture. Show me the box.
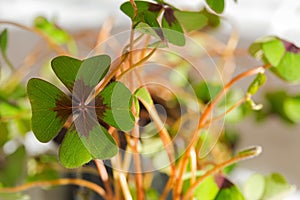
[2,52,14,71]
[0,178,106,198]
[132,124,144,200]
[197,64,270,130]
[190,147,197,186]
[173,64,271,199]
[183,146,262,200]
[130,0,138,18]
[202,95,248,128]
[95,159,114,200]
[139,97,176,177]
[116,47,158,80]
[0,21,67,54]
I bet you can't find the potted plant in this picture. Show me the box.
[0,0,299,199]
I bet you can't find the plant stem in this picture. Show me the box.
[202,95,248,127]
[190,147,197,186]
[94,159,114,200]
[131,105,144,200]
[182,147,262,200]
[119,172,133,200]
[173,64,271,199]
[4,42,45,91]
[139,96,176,176]
[0,178,106,199]
[0,21,67,54]
[197,64,269,130]
[111,149,133,200]
[159,176,173,200]
[130,0,138,17]
[116,47,158,80]
[93,53,129,98]
[2,51,14,71]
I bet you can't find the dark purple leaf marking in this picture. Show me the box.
[282,40,300,53]
[214,175,234,189]
[164,8,177,27]
[148,3,163,13]
[53,79,109,137]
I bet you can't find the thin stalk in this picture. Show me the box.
[197,64,269,130]
[139,96,176,178]
[183,146,262,200]
[0,178,106,198]
[219,29,239,83]
[119,172,133,200]
[132,132,144,200]
[110,148,133,200]
[4,42,44,91]
[94,46,158,100]
[93,53,129,98]
[159,176,173,200]
[202,95,248,128]
[190,147,197,185]
[129,0,137,68]
[0,21,67,54]
[116,47,158,80]
[2,51,14,71]
[131,104,144,200]
[94,159,114,200]
[130,0,138,17]
[173,64,271,199]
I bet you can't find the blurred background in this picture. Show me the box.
[0,0,300,199]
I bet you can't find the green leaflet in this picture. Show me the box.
[249,37,300,83]
[206,0,225,14]
[27,55,134,168]
[27,78,68,142]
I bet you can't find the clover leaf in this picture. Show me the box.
[27,55,134,168]
[121,1,221,46]
[249,37,300,83]
[185,174,245,200]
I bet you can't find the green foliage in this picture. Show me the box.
[264,91,300,123]
[272,52,300,82]
[194,81,222,103]
[243,173,265,200]
[0,146,26,187]
[0,193,29,200]
[27,78,67,142]
[162,8,185,46]
[34,16,77,54]
[244,173,294,200]
[0,29,8,54]
[237,146,262,158]
[250,37,300,82]
[120,1,162,38]
[0,122,9,147]
[223,90,248,123]
[206,0,225,14]
[26,155,60,182]
[184,174,245,200]
[27,55,134,168]
[247,73,266,95]
[0,29,14,71]
[59,129,92,168]
[174,11,208,32]
[135,87,154,106]
[120,1,220,46]
[0,1,298,199]
[0,87,31,136]
[192,176,219,200]
[284,96,300,123]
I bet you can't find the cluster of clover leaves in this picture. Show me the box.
[12,0,299,199]
[27,55,134,168]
